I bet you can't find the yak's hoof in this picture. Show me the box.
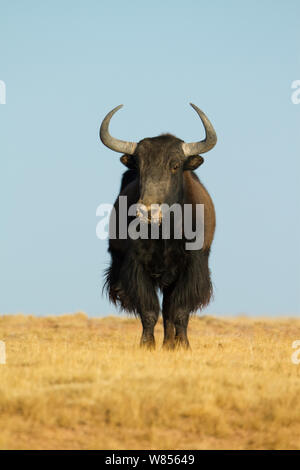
[140,336,155,350]
[162,340,175,351]
[174,338,191,350]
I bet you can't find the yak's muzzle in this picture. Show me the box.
[136,202,162,225]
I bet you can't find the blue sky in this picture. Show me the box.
[0,0,299,316]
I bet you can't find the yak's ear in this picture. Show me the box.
[183,155,204,171]
[120,154,136,169]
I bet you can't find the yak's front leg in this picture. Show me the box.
[116,254,159,349]
[139,310,159,349]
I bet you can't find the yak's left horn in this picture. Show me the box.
[100,104,137,155]
[182,103,217,157]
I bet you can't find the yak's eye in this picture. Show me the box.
[171,163,180,173]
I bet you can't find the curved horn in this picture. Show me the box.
[182,103,217,157]
[99,104,137,155]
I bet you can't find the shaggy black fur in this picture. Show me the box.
[103,134,215,349]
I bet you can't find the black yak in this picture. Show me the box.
[100,103,217,349]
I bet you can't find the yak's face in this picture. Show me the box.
[120,134,204,224]
[100,103,217,223]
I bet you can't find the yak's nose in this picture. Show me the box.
[136,201,162,224]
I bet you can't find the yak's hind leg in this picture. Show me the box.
[173,308,190,348]
[163,288,190,349]
[162,288,175,349]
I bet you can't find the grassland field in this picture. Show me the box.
[0,313,300,450]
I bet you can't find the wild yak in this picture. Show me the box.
[99,103,217,349]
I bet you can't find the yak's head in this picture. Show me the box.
[100,103,217,224]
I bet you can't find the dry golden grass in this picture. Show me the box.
[0,313,300,450]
